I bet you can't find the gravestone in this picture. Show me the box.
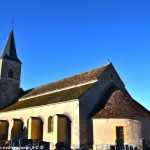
[11,138,19,147]
[38,141,50,150]
[125,145,129,150]
[110,145,115,150]
[19,138,33,149]
[140,138,147,150]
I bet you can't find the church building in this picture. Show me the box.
[0,30,150,150]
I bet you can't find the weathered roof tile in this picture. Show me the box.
[93,90,150,119]
[1,83,94,112]
[20,63,110,99]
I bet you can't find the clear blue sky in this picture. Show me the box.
[0,0,150,110]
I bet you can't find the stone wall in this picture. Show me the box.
[93,118,150,150]
[79,64,126,148]
[0,59,21,109]
[0,59,21,80]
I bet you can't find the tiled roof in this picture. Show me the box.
[1,83,94,112]
[93,90,150,119]
[20,63,110,99]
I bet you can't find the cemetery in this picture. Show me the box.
[0,138,50,150]
[0,30,150,150]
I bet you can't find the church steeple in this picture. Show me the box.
[0,29,22,110]
[1,29,21,63]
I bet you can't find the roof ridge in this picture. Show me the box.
[92,89,150,119]
[28,62,111,90]
[95,62,111,78]
[21,62,111,99]
[19,80,97,101]
[1,82,94,112]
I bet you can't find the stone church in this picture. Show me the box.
[0,30,150,150]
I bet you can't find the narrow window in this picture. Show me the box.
[110,74,114,81]
[8,69,14,78]
[116,126,124,149]
[51,119,54,132]
[48,116,53,133]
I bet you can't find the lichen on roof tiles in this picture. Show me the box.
[20,63,110,99]
[1,82,94,112]
[92,90,150,119]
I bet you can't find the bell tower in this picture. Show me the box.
[0,29,22,109]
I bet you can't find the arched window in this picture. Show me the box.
[51,119,54,132]
[48,116,53,133]
[8,69,14,78]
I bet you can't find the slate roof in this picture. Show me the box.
[0,63,110,112]
[0,29,21,63]
[20,63,110,99]
[93,90,150,119]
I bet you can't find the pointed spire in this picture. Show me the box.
[1,29,21,63]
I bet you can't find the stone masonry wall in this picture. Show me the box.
[79,64,126,148]
[93,118,150,150]
[0,59,21,109]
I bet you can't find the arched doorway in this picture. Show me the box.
[28,117,43,144]
[11,119,23,139]
[0,120,8,141]
[52,114,71,148]
[57,115,71,144]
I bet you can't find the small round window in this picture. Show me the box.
[8,69,14,78]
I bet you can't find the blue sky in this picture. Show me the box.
[0,0,150,110]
